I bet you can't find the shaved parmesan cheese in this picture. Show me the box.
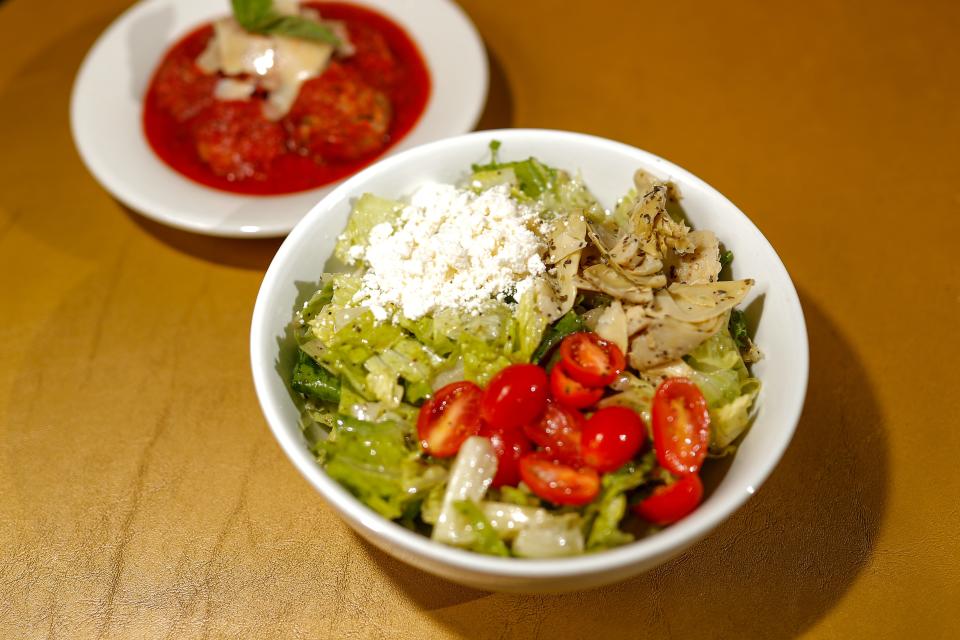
[214,78,256,101]
[263,37,334,120]
[195,13,340,119]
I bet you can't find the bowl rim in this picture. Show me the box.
[250,128,809,578]
[69,0,489,238]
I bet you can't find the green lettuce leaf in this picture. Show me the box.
[319,415,443,520]
[333,193,403,263]
[291,349,341,405]
[583,453,657,550]
[532,310,583,363]
[513,287,547,362]
[496,484,542,508]
[470,141,557,200]
[684,329,761,453]
[453,500,510,557]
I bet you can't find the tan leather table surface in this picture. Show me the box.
[2,0,958,637]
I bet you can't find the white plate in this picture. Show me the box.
[70,0,487,237]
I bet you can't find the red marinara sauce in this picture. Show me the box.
[143,2,430,195]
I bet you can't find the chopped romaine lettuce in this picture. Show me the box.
[296,279,334,334]
[471,158,555,200]
[532,310,583,363]
[728,308,749,349]
[458,331,513,386]
[684,330,761,453]
[469,167,518,192]
[291,350,341,405]
[496,484,542,508]
[513,287,547,363]
[480,502,543,539]
[611,188,638,229]
[398,315,457,357]
[420,482,446,526]
[477,501,585,557]
[333,193,403,263]
[512,512,584,558]
[583,453,656,550]
[542,171,605,222]
[453,500,510,556]
[471,141,558,200]
[453,302,534,385]
[320,415,445,520]
[311,310,404,397]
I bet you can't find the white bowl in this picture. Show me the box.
[250,129,809,593]
[70,0,487,237]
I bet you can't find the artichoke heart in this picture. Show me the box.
[537,210,587,322]
[545,211,587,264]
[663,279,754,322]
[537,254,581,322]
[580,264,655,305]
[628,313,727,370]
[594,300,629,353]
[626,182,694,258]
[672,229,721,285]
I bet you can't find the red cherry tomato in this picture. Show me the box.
[522,402,584,465]
[651,377,711,475]
[518,454,600,506]
[632,474,704,525]
[417,381,483,457]
[480,423,532,488]
[550,364,604,409]
[558,332,626,387]
[581,406,646,472]
[480,364,549,430]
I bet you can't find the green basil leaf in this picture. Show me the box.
[231,0,341,45]
[231,0,272,29]
[257,14,341,44]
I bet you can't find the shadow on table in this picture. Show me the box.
[123,205,283,272]
[474,46,514,131]
[367,291,888,639]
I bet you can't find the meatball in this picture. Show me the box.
[345,23,402,91]
[192,101,285,181]
[284,63,392,162]
[151,48,217,123]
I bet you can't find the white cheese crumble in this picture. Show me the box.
[349,183,547,321]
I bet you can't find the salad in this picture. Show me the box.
[288,143,761,558]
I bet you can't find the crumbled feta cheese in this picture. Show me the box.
[347,244,365,261]
[351,184,546,320]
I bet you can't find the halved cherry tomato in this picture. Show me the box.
[651,377,711,475]
[518,454,600,506]
[558,332,625,387]
[550,364,604,409]
[480,364,548,430]
[417,381,483,457]
[632,474,703,525]
[480,423,532,488]
[522,402,584,465]
[581,406,646,472]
